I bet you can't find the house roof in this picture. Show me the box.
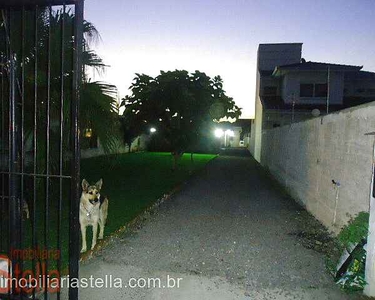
[273,61,363,77]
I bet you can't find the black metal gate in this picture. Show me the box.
[0,0,83,299]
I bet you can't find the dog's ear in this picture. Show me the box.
[82,179,89,192]
[95,179,103,191]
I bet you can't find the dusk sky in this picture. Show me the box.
[85,0,375,119]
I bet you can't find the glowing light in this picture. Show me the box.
[150,127,157,133]
[214,128,224,138]
[84,128,93,138]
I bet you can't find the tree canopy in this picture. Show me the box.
[121,70,241,165]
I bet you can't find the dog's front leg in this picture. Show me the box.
[91,222,98,250]
[80,224,87,253]
[98,219,104,240]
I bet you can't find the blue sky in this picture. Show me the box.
[85,0,375,118]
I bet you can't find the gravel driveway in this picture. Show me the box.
[76,150,362,300]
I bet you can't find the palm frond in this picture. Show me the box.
[81,82,121,154]
[83,20,101,49]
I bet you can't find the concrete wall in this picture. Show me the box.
[249,63,261,159]
[262,109,313,129]
[261,102,375,232]
[250,94,263,161]
[229,127,242,147]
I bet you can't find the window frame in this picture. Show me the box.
[300,83,328,98]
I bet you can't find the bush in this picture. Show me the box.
[328,212,369,293]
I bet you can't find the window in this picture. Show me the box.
[263,86,277,96]
[300,84,314,97]
[315,83,328,97]
[300,83,327,97]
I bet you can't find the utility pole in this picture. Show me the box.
[290,93,296,124]
[292,100,296,123]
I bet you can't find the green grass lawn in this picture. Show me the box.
[80,152,216,243]
[16,152,215,274]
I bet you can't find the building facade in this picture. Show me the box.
[250,43,375,162]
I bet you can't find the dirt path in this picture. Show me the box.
[75,151,361,300]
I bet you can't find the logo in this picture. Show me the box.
[0,255,11,294]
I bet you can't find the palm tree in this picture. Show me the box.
[1,8,121,173]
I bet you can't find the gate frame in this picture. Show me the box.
[0,1,83,299]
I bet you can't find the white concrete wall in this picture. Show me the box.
[249,65,261,158]
[261,102,375,232]
[250,95,263,161]
[230,127,242,147]
[249,119,255,153]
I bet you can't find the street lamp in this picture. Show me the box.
[214,128,234,147]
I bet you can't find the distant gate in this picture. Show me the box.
[0,1,83,299]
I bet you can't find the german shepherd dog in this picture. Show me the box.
[80,179,109,253]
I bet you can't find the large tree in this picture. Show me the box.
[121,70,241,169]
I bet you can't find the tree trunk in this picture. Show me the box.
[172,152,182,171]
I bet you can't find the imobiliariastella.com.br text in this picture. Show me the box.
[0,250,183,294]
[1,274,184,293]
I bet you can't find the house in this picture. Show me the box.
[215,119,251,148]
[250,43,375,161]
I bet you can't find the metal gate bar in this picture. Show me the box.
[20,8,26,300]
[32,6,38,300]
[69,1,83,299]
[57,6,66,300]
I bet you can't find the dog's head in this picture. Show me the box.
[81,179,103,205]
